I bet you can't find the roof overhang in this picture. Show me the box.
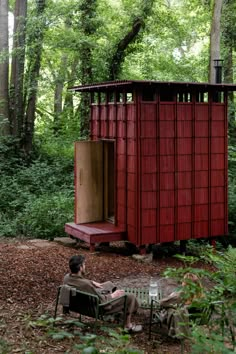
[69,80,236,92]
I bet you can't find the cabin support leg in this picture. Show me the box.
[90,243,95,252]
[139,245,147,255]
[209,238,216,250]
[180,240,187,255]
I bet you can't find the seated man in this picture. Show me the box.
[63,254,142,333]
[157,273,203,339]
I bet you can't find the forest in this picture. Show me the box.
[0,0,236,241]
[0,1,236,353]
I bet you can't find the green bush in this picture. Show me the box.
[0,137,74,239]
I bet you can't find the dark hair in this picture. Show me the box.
[69,255,85,274]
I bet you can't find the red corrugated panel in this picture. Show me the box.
[178,155,192,171]
[117,154,125,172]
[177,189,192,206]
[116,138,125,155]
[195,138,208,153]
[127,225,136,243]
[177,206,191,223]
[211,121,225,136]
[108,121,115,137]
[194,221,209,238]
[117,121,124,137]
[160,191,175,207]
[160,208,174,224]
[127,208,135,225]
[160,173,174,190]
[117,171,126,188]
[117,188,126,206]
[194,205,209,221]
[142,209,157,226]
[141,103,156,120]
[141,227,157,244]
[211,204,224,219]
[177,121,192,137]
[177,172,192,189]
[127,104,136,121]
[159,225,174,242]
[195,188,208,204]
[211,138,225,153]
[212,105,224,120]
[159,121,175,137]
[177,104,192,120]
[141,121,157,137]
[127,173,135,191]
[211,170,224,186]
[195,155,208,170]
[195,122,208,137]
[100,105,106,120]
[178,138,192,154]
[141,156,157,173]
[141,174,157,191]
[211,154,225,169]
[211,220,225,235]
[127,156,135,172]
[159,155,175,172]
[117,105,124,120]
[127,139,135,155]
[211,187,225,203]
[177,223,192,240]
[195,104,208,120]
[195,171,208,187]
[160,104,175,120]
[127,121,135,138]
[101,120,106,137]
[141,138,157,155]
[160,139,174,155]
[142,191,158,208]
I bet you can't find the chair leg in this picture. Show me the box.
[54,286,61,319]
[149,300,154,340]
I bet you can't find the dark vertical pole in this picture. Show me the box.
[213,59,224,102]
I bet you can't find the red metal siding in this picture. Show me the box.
[88,86,228,247]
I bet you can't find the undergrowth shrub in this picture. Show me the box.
[0,137,74,239]
[164,247,236,352]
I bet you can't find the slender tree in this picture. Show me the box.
[10,0,27,138]
[0,0,10,135]
[209,0,224,83]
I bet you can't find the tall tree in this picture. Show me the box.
[108,0,154,80]
[22,0,47,154]
[0,0,10,135]
[10,0,27,138]
[209,0,224,83]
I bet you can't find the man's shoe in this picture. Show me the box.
[125,324,143,333]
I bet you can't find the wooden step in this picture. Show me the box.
[65,222,126,251]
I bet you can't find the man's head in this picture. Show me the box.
[69,255,85,274]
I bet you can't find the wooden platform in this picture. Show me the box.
[65,222,126,251]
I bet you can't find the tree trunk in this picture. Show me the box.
[0,0,10,135]
[10,0,27,138]
[108,0,154,80]
[78,0,97,137]
[22,0,46,155]
[209,0,224,83]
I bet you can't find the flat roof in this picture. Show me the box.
[69,80,236,92]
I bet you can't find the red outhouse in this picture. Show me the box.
[65,80,236,252]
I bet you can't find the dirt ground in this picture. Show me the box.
[0,238,213,353]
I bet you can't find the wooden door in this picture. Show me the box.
[104,141,115,223]
[75,141,103,224]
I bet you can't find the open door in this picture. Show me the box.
[104,141,115,223]
[75,141,103,224]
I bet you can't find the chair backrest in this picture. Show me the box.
[68,289,100,318]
